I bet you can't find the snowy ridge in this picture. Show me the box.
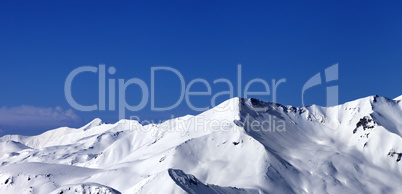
[394,95,402,101]
[1,96,402,193]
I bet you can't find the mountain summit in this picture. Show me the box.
[1,96,402,193]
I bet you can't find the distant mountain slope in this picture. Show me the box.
[1,95,401,193]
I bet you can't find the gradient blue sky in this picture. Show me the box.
[0,0,401,135]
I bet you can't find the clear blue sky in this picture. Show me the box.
[0,0,401,135]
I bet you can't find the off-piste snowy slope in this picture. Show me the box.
[1,95,402,194]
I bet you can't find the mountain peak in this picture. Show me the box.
[1,95,402,193]
[80,118,103,131]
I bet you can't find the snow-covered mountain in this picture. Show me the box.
[1,95,402,194]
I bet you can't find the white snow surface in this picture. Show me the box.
[394,95,402,101]
[1,95,402,194]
